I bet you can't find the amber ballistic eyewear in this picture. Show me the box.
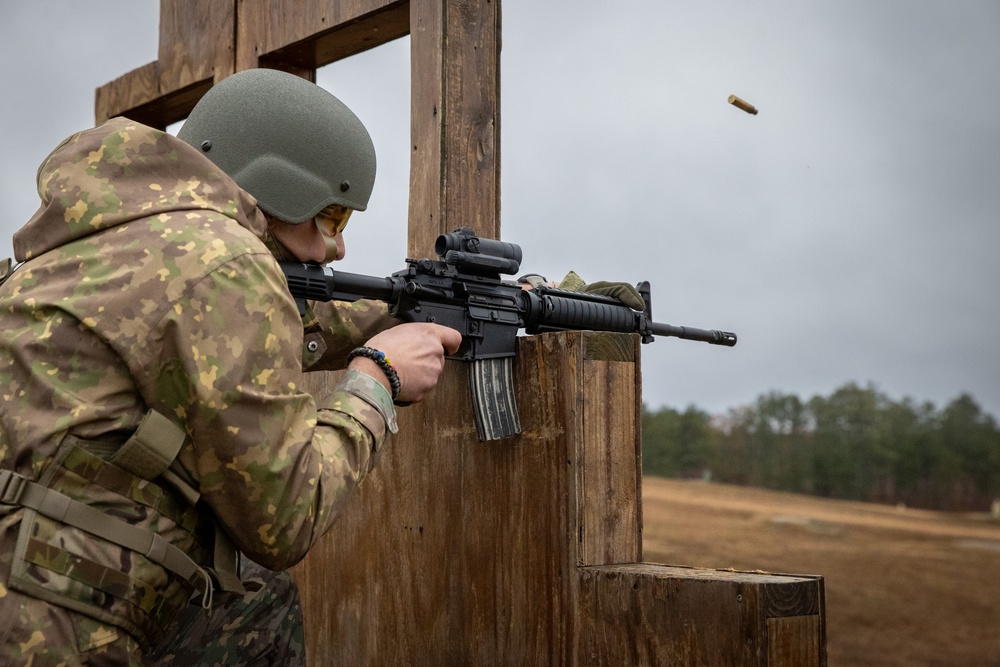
[316,205,353,236]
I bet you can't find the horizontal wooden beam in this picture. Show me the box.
[94,0,235,126]
[95,0,411,127]
[95,61,159,126]
[237,0,410,72]
[94,63,213,129]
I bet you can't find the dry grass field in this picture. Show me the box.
[640,478,1000,666]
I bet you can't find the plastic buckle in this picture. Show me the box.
[0,470,28,505]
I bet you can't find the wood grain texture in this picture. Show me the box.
[408,0,501,259]
[235,0,409,72]
[95,61,161,126]
[94,0,233,126]
[578,334,641,567]
[293,332,825,665]
[768,616,823,667]
[407,0,445,258]
[96,0,407,124]
[764,577,821,617]
[577,564,826,667]
[292,331,640,665]
[157,0,235,91]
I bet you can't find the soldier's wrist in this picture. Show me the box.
[340,369,399,434]
[347,357,392,394]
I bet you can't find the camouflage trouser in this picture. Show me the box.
[0,557,305,666]
[147,556,305,666]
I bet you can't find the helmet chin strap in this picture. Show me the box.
[316,219,341,263]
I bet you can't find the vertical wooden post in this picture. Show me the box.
[408,0,501,256]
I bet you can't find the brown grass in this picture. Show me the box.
[640,477,1000,667]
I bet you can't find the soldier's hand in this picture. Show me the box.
[559,271,646,311]
[355,323,462,403]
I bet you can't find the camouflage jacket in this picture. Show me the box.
[0,117,397,592]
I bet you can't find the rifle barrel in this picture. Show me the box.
[649,321,737,346]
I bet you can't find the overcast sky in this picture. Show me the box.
[2,2,998,420]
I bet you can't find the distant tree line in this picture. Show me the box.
[642,383,1000,511]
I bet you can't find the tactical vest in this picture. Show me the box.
[0,410,246,647]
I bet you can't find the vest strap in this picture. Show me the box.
[109,409,186,480]
[105,410,242,595]
[0,468,212,599]
[210,525,246,595]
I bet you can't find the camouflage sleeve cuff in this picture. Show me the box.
[338,369,399,435]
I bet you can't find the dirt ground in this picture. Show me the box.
[640,478,1000,667]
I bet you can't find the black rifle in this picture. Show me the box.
[281,227,736,441]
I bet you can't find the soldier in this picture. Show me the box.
[0,68,460,665]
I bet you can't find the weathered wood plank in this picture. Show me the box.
[94,0,234,126]
[95,71,215,129]
[95,61,161,126]
[458,334,580,665]
[236,0,409,72]
[292,331,637,665]
[578,334,641,567]
[287,365,451,666]
[767,616,824,667]
[765,577,822,617]
[408,0,501,258]
[292,331,825,665]
[576,563,826,666]
[407,0,445,257]
[157,0,235,91]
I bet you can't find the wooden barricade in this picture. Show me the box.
[293,332,826,665]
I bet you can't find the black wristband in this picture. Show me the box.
[348,347,401,401]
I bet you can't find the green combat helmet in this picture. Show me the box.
[178,68,376,223]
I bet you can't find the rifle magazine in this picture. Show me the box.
[468,358,522,441]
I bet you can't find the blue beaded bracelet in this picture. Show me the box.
[347,347,401,401]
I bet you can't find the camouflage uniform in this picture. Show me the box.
[0,118,396,664]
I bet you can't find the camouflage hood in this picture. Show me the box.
[13,117,266,262]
